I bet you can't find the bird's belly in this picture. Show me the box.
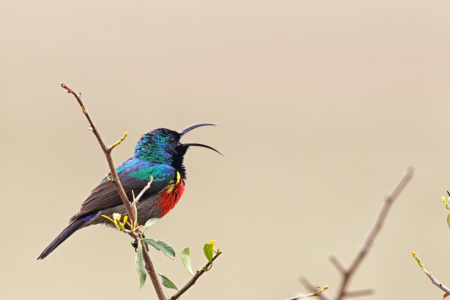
[85,181,185,228]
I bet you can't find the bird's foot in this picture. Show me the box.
[131,235,149,252]
[131,240,138,252]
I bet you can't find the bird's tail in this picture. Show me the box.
[37,218,85,260]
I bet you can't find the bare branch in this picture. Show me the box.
[425,272,450,296]
[332,167,414,300]
[170,251,222,300]
[61,83,166,300]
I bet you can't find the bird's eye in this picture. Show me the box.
[169,137,176,143]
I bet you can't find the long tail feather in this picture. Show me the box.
[37,219,85,260]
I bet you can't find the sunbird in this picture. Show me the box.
[38,123,220,260]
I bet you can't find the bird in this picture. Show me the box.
[38,123,220,260]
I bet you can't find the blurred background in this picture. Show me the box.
[1,0,450,299]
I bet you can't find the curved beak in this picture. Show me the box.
[178,123,217,137]
[178,123,222,156]
[182,143,222,156]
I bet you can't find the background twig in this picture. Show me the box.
[331,166,414,300]
[299,167,413,300]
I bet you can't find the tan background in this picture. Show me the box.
[1,0,450,299]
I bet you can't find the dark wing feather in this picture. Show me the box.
[70,172,173,222]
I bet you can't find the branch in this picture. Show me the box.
[170,251,222,300]
[61,83,166,300]
[412,252,450,297]
[331,167,414,300]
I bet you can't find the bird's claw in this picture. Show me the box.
[131,237,149,252]
[131,240,138,252]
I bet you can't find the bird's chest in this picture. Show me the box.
[157,179,185,217]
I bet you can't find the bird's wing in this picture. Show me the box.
[70,159,175,222]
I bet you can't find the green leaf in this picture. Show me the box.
[142,218,158,233]
[135,242,147,288]
[164,291,171,299]
[142,238,175,260]
[159,273,179,290]
[181,247,194,276]
[203,243,214,263]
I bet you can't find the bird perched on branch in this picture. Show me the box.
[38,123,220,260]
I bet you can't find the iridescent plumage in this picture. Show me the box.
[38,124,219,260]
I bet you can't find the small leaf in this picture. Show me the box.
[142,218,158,233]
[164,291,171,299]
[142,238,175,260]
[159,273,179,290]
[203,243,214,263]
[181,247,194,276]
[135,242,147,288]
[101,215,114,223]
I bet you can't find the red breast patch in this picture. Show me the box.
[157,180,185,217]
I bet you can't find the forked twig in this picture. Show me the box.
[300,167,413,300]
[332,167,414,300]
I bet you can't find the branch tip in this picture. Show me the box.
[109,131,128,151]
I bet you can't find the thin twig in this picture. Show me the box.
[135,176,154,203]
[425,272,450,296]
[170,251,222,300]
[299,277,331,300]
[412,252,450,296]
[61,83,166,300]
[332,167,414,300]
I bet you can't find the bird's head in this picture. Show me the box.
[134,123,221,178]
